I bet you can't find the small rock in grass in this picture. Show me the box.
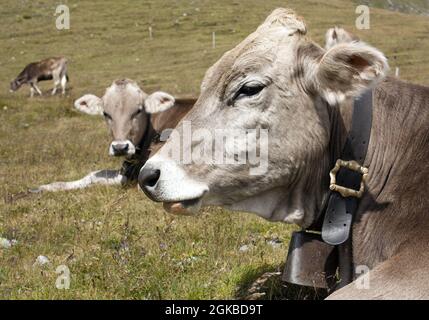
[239,244,250,252]
[33,255,50,267]
[266,236,283,248]
[0,238,12,249]
[0,238,17,249]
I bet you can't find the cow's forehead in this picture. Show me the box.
[103,80,145,112]
[202,37,283,94]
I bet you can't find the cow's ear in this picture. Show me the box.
[144,91,175,114]
[324,27,359,50]
[74,94,103,115]
[315,42,388,105]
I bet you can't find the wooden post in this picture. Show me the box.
[393,55,399,78]
[212,31,216,49]
[149,26,153,40]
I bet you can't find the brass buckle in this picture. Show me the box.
[329,159,368,198]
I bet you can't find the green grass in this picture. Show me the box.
[358,0,429,15]
[0,0,428,299]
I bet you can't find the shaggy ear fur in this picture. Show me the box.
[74,94,103,115]
[316,41,389,105]
[144,91,175,114]
[325,26,360,50]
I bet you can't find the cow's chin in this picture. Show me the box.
[157,185,310,226]
[159,188,297,222]
[217,187,310,226]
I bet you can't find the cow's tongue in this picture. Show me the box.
[163,198,202,215]
[163,202,186,214]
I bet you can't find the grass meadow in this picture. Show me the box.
[0,0,428,299]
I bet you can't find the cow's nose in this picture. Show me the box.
[112,143,129,154]
[139,168,161,190]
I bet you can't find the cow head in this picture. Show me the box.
[74,79,175,157]
[138,9,388,226]
[10,78,23,92]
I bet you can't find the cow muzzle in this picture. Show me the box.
[138,155,209,215]
[109,140,136,156]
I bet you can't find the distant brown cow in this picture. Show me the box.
[10,57,69,97]
[34,79,194,192]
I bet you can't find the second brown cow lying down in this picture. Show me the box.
[34,79,195,192]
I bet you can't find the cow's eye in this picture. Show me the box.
[234,83,265,101]
[103,112,112,120]
[131,108,143,119]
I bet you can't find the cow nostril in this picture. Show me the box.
[146,171,160,187]
[139,168,161,188]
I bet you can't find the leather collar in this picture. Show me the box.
[283,89,373,291]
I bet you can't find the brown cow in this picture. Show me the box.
[139,9,429,299]
[34,79,194,192]
[10,57,69,97]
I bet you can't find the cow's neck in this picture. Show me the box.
[295,96,355,229]
[122,114,154,181]
[128,113,154,161]
[325,77,429,268]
